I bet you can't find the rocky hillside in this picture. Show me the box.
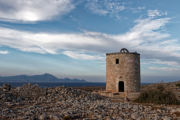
[0,84,179,120]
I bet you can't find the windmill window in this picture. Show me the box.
[118,81,124,92]
[116,59,119,64]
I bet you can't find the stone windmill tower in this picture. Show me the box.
[106,48,141,98]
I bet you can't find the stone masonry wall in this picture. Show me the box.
[106,53,140,93]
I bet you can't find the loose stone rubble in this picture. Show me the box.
[0,84,179,120]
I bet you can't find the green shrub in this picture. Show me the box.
[176,83,180,88]
[135,85,179,105]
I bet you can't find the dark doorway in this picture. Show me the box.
[118,81,124,92]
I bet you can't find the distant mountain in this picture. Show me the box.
[0,73,87,83]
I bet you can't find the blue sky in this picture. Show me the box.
[0,0,180,82]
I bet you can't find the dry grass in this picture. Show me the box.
[135,85,180,105]
[174,112,180,117]
[73,86,105,92]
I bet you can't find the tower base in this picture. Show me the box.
[98,91,140,101]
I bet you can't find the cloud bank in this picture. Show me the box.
[0,15,180,71]
[0,0,74,22]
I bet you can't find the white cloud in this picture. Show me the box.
[86,1,147,19]
[0,27,108,54]
[149,67,180,71]
[63,51,104,60]
[0,50,8,54]
[130,6,146,13]
[0,15,180,65]
[86,1,108,15]
[154,60,179,66]
[142,59,179,66]
[86,0,125,18]
[148,10,167,18]
[0,0,74,22]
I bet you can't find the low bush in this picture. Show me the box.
[135,85,179,105]
[176,83,180,88]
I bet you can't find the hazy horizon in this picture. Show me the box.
[0,73,180,83]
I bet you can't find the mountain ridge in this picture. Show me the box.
[0,73,87,83]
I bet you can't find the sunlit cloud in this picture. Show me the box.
[0,0,75,22]
[63,51,105,60]
[0,50,8,54]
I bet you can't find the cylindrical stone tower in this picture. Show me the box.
[106,48,140,94]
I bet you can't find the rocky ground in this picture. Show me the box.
[0,84,180,120]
